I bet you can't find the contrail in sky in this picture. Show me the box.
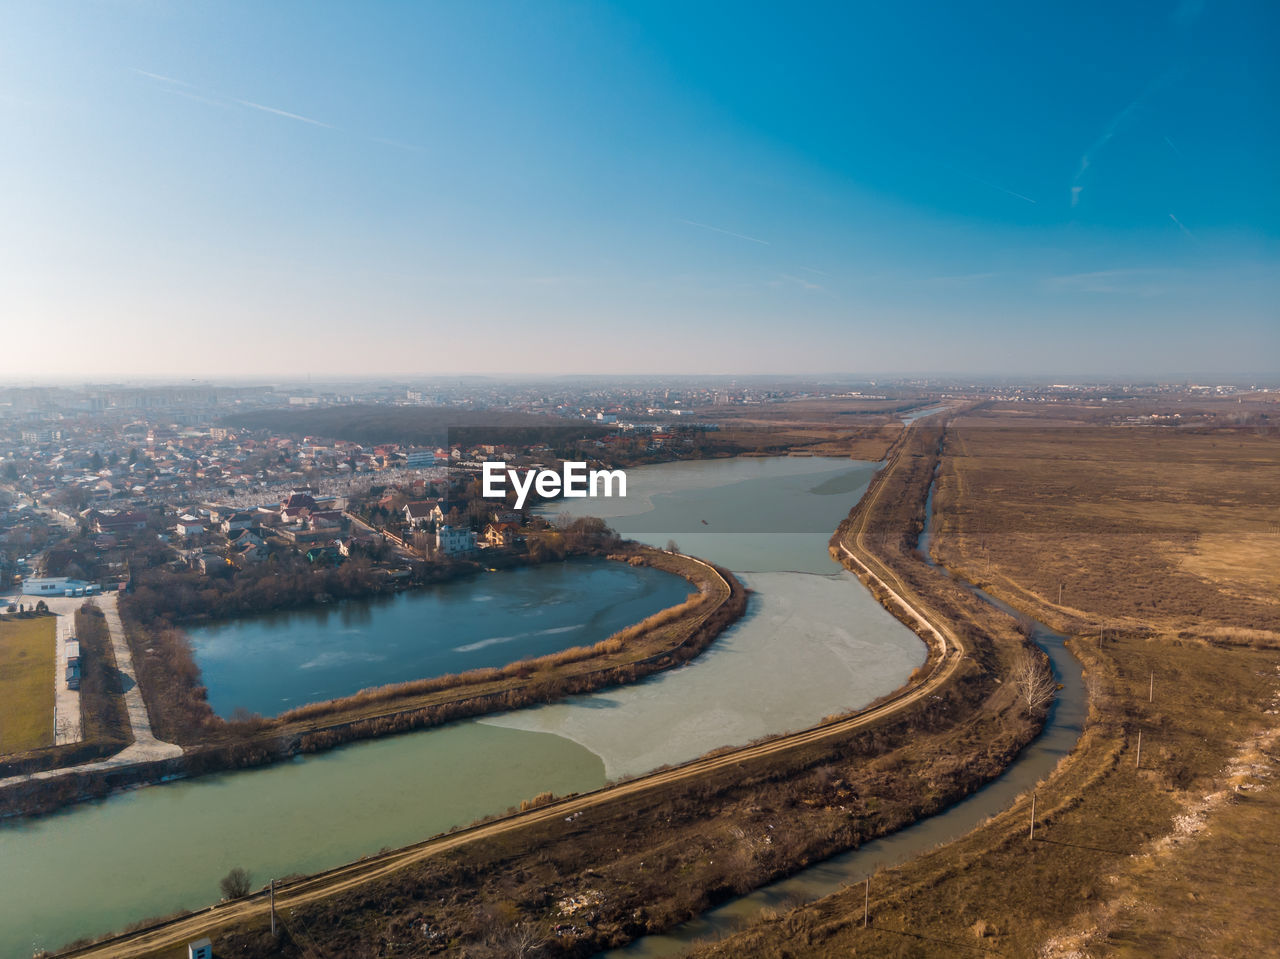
[231,97,332,128]
[1169,212,1196,240]
[130,67,421,149]
[130,69,191,87]
[973,176,1037,204]
[134,67,332,128]
[678,218,770,245]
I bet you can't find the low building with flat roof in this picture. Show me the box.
[22,577,97,597]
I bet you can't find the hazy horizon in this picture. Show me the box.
[3,2,1276,379]
[5,370,1278,390]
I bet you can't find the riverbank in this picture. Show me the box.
[491,455,928,781]
[46,415,1066,958]
[0,545,745,820]
[689,627,1280,958]
[685,403,1280,957]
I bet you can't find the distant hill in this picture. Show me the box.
[223,405,605,448]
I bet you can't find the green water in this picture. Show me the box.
[0,455,928,954]
[0,723,604,956]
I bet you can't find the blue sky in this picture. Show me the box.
[1,1,1276,379]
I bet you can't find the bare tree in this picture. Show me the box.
[486,922,544,958]
[1011,650,1056,715]
[219,866,252,900]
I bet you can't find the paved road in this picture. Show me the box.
[0,592,182,791]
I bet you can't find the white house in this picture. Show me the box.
[220,511,256,534]
[436,524,477,556]
[404,500,443,529]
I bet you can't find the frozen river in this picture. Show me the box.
[486,456,925,778]
[0,455,925,955]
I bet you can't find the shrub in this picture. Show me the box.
[220,866,252,900]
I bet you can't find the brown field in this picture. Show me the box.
[932,409,1280,639]
[677,421,902,463]
[701,397,927,421]
[1178,531,1280,598]
[691,633,1280,959]
[692,399,908,461]
[796,423,903,461]
[688,402,1280,958]
[0,615,55,754]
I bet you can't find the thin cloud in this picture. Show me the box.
[773,273,823,291]
[135,67,333,129]
[1169,212,1196,240]
[1048,268,1169,296]
[132,68,423,149]
[1071,75,1169,206]
[928,272,998,284]
[678,218,770,245]
[1163,135,1184,159]
[973,177,1037,205]
[799,266,829,276]
[370,135,430,155]
[231,97,332,129]
[157,86,237,112]
[130,68,192,88]
[527,275,593,287]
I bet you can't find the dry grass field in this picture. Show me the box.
[688,401,1280,958]
[932,408,1280,640]
[686,398,908,461]
[691,633,1280,959]
[0,615,55,754]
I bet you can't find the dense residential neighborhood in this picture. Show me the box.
[2,378,1269,597]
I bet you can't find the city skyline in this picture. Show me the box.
[2,1,1276,378]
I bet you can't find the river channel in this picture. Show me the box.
[0,455,927,955]
[602,476,1087,957]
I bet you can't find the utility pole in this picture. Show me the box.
[1149,669,1154,703]
[1029,792,1037,840]
[863,878,870,928]
[1135,730,1143,769]
[1058,582,1063,605]
[270,879,277,936]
